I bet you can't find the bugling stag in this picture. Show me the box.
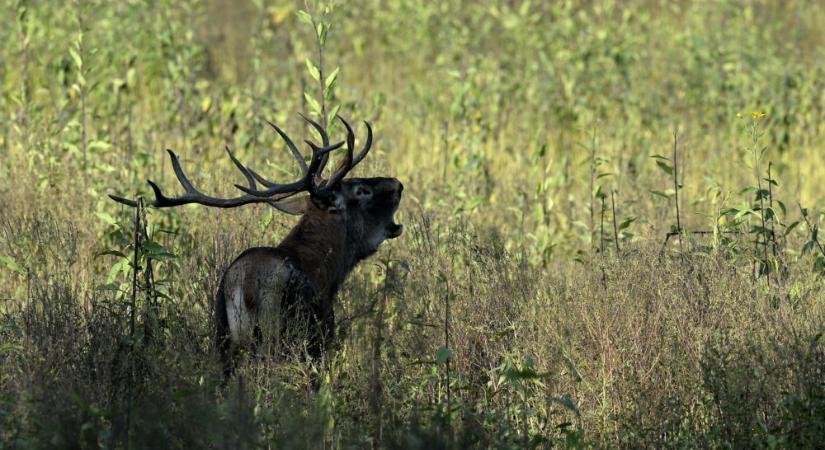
[111,115,404,377]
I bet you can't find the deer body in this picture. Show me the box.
[110,115,403,379]
[216,177,402,373]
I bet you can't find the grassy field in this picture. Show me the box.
[1,0,824,448]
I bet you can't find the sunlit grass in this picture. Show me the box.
[1,0,824,448]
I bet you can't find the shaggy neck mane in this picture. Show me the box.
[277,209,355,298]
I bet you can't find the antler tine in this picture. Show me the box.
[305,139,344,173]
[108,194,138,207]
[225,146,257,191]
[320,116,356,189]
[238,139,344,198]
[108,151,199,208]
[265,119,308,173]
[145,178,184,207]
[309,116,373,196]
[352,120,373,166]
[299,113,333,183]
[167,149,200,195]
[298,113,330,145]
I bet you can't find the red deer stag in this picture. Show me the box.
[110,115,403,377]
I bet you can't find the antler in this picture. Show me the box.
[109,115,372,209]
[314,116,373,195]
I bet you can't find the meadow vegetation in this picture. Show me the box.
[1,0,824,448]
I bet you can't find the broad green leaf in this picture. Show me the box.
[0,255,25,274]
[326,104,341,127]
[464,196,485,211]
[815,255,825,273]
[107,258,129,283]
[324,67,339,90]
[296,10,313,26]
[618,216,637,230]
[96,249,127,259]
[655,160,673,176]
[553,394,581,417]
[324,81,336,101]
[304,93,322,115]
[96,212,117,225]
[785,221,800,236]
[734,209,756,221]
[89,140,112,150]
[142,240,177,259]
[69,48,82,69]
[305,58,321,81]
[802,241,814,255]
[436,346,452,365]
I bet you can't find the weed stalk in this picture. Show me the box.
[124,197,144,449]
[444,288,452,424]
[672,129,683,253]
[799,203,825,257]
[611,190,620,254]
[599,195,606,254]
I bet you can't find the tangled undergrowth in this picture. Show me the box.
[1,0,824,448]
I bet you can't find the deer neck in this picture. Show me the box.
[277,211,355,298]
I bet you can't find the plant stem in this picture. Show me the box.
[767,162,778,261]
[125,197,143,449]
[672,128,683,253]
[444,287,451,422]
[600,195,606,254]
[441,121,449,184]
[315,21,327,130]
[611,191,620,254]
[18,2,30,142]
[370,262,388,450]
[589,127,596,250]
[752,123,770,287]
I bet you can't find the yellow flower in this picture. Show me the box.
[736,112,742,118]
[751,111,766,119]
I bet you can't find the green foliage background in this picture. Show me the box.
[1,0,824,448]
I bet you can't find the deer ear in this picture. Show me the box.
[309,190,346,213]
[270,196,309,216]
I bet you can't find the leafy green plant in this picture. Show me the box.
[298,1,341,131]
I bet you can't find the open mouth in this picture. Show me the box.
[386,222,403,239]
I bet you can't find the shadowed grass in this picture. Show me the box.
[1,0,825,448]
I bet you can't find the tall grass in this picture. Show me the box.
[1,0,824,448]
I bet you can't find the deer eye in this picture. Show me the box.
[354,186,372,198]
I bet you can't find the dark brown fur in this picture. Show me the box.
[216,177,403,377]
